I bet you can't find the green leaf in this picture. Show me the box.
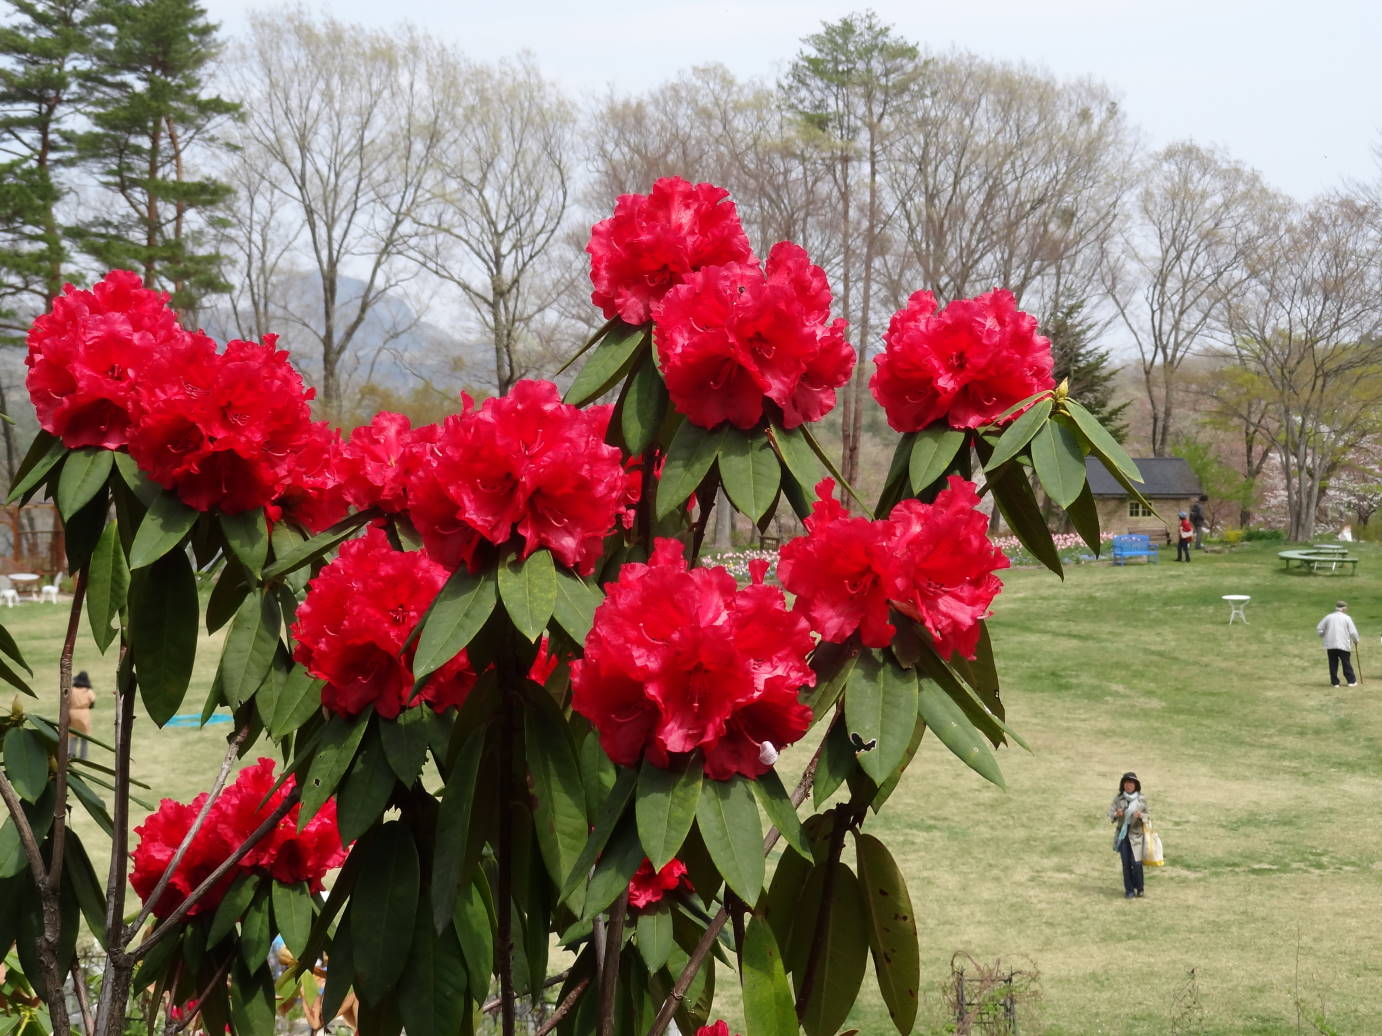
[561,765,637,905]
[813,716,856,809]
[350,821,420,1004]
[769,423,825,496]
[718,430,781,522]
[399,892,468,1036]
[128,549,199,727]
[216,591,281,709]
[240,885,273,968]
[800,424,873,515]
[321,912,354,1023]
[112,451,160,508]
[989,461,1063,577]
[229,958,275,1036]
[912,639,1025,751]
[261,511,372,581]
[336,727,396,845]
[636,907,673,973]
[580,816,644,921]
[524,692,590,887]
[413,567,497,679]
[806,641,861,718]
[299,716,369,826]
[983,397,1053,472]
[1031,419,1087,509]
[498,549,557,642]
[377,706,429,785]
[86,520,130,654]
[205,559,251,635]
[1065,482,1104,555]
[917,682,1005,788]
[846,653,920,785]
[127,491,198,570]
[432,728,486,933]
[636,755,703,871]
[656,421,723,519]
[741,915,797,1036]
[565,321,647,406]
[0,626,30,677]
[1065,399,1142,482]
[268,666,323,739]
[452,875,494,1004]
[7,430,63,504]
[208,874,258,946]
[695,775,764,905]
[271,881,314,961]
[553,569,601,643]
[219,509,270,578]
[793,863,870,1036]
[751,767,809,860]
[63,835,107,947]
[3,727,49,802]
[0,653,34,698]
[64,485,110,572]
[55,447,113,521]
[908,427,966,494]
[619,351,668,455]
[854,833,920,1034]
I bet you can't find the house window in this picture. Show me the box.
[1128,500,1153,518]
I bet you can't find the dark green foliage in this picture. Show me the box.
[69,0,237,314]
[1045,295,1130,442]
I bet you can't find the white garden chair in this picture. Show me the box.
[40,583,59,603]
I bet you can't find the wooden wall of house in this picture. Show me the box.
[1093,497,1197,542]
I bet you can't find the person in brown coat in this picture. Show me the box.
[68,670,96,760]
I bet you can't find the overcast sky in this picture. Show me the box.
[210,0,1380,200]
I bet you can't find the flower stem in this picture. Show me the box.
[597,890,629,1036]
[496,679,517,1036]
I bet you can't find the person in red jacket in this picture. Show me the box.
[1175,512,1193,562]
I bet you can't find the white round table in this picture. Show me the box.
[8,573,39,600]
[1222,595,1250,625]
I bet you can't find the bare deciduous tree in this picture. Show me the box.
[1105,142,1278,455]
[409,54,576,393]
[226,10,447,413]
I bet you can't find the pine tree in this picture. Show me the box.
[0,0,93,338]
[1046,295,1130,443]
[71,0,237,316]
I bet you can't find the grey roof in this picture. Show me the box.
[1085,457,1204,498]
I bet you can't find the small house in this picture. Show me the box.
[1085,457,1204,542]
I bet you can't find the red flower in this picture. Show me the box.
[885,477,1009,660]
[588,177,754,325]
[338,411,437,514]
[127,335,319,513]
[777,479,898,648]
[870,288,1054,431]
[652,242,853,430]
[570,539,814,780]
[25,270,214,450]
[273,421,349,533]
[695,1024,742,1036]
[628,857,692,910]
[778,478,1008,660]
[405,381,626,575]
[291,528,476,719]
[130,759,345,919]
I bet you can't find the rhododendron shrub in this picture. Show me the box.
[5,177,1143,1036]
[571,539,814,780]
[130,759,345,919]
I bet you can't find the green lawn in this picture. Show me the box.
[11,541,1382,1033]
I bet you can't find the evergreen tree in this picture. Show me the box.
[0,0,93,338]
[1046,295,1131,443]
[72,0,237,316]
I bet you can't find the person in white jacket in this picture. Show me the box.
[1316,600,1360,687]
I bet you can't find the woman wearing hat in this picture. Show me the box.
[68,671,96,760]
[1108,772,1150,898]
[1175,512,1193,562]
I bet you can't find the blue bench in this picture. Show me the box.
[1111,533,1159,565]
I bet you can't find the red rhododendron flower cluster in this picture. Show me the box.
[778,477,1010,660]
[570,539,815,780]
[627,857,692,910]
[337,410,438,514]
[291,528,475,719]
[870,288,1054,431]
[130,758,345,919]
[405,380,630,574]
[588,177,755,325]
[26,271,332,515]
[652,242,854,430]
[696,1023,742,1036]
